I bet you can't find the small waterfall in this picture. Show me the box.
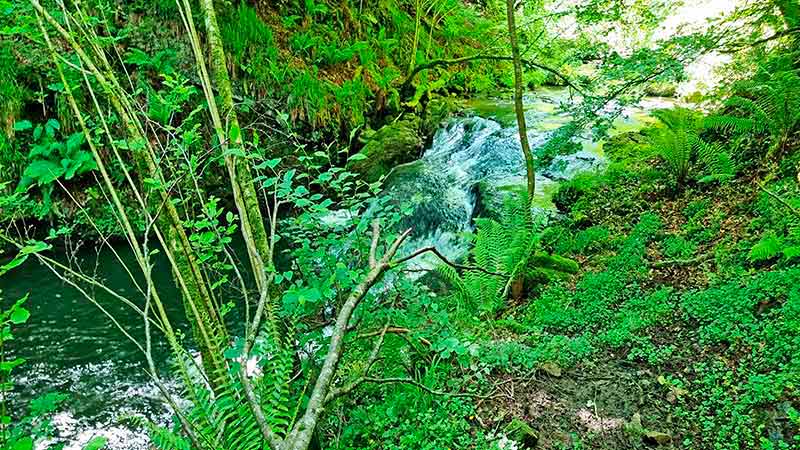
[382,89,670,268]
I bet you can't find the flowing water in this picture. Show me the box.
[386,88,670,268]
[0,88,671,449]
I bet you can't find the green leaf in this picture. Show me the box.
[347,152,368,162]
[11,437,33,450]
[0,254,28,275]
[282,169,296,186]
[10,307,30,324]
[229,123,241,143]
[13,120,32,131]
[0,357,26,372]
[22,160,64,185]
[223,147,246,158]
[82,436,108,450]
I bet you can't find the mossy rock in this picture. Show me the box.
[422,94,462,137]
[604,130,655,162]
[644,81,678,97]
[348,116,423,182]
[504,418,538,448]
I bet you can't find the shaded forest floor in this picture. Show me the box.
[467,130,800,449]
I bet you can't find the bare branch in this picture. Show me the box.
[324,324,390,404]
[390,246,505,277]
[401,55,586,97]
[358,377,491,399]
[369,219,381,269]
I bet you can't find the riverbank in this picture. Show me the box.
[444,130,800,448]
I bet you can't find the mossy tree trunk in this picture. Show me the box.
[197,0,273,290]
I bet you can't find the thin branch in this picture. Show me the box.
[720,26,800,54]
[286,228,413,449]
[357,326,433,347]
[323,324,390,404]
[358,377,491,399]
[400,55,586,97]
[369,219,380,269]
[759,182,800,219]
[390,246,505,277]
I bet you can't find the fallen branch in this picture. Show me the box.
[758,182,800,219]
[650,253,714,268]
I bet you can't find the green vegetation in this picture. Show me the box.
[2,0,800,449]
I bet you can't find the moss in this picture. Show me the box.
[643,81,678,97]
[421,94,462,138]
[347,116,423,181]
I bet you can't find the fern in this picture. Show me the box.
[707,71,800,160]
[750,232,783,262]
[256,327,295,437]
[441,192,577,315]
[651,107,735,188]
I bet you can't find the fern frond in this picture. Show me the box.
[693,138,735,183]
[703,114,758,134]
[132,418,192,450]
[749,233,783,262]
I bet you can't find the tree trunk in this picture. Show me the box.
[505,0,536,200]
[197,0,273,289]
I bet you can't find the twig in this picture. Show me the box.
[356,326,432,347]
[390,246,505,277]
[758,182,800,219]
[324,324,390,403]
[650,253,714,268]
[358,377,493,399]
[369,219,380,269]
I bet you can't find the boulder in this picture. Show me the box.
[644,82,678,97]
[603,129,656,161]
[348,116,423,182]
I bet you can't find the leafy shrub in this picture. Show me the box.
[13,119,95,215]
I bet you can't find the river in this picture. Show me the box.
[0,88,671,449]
